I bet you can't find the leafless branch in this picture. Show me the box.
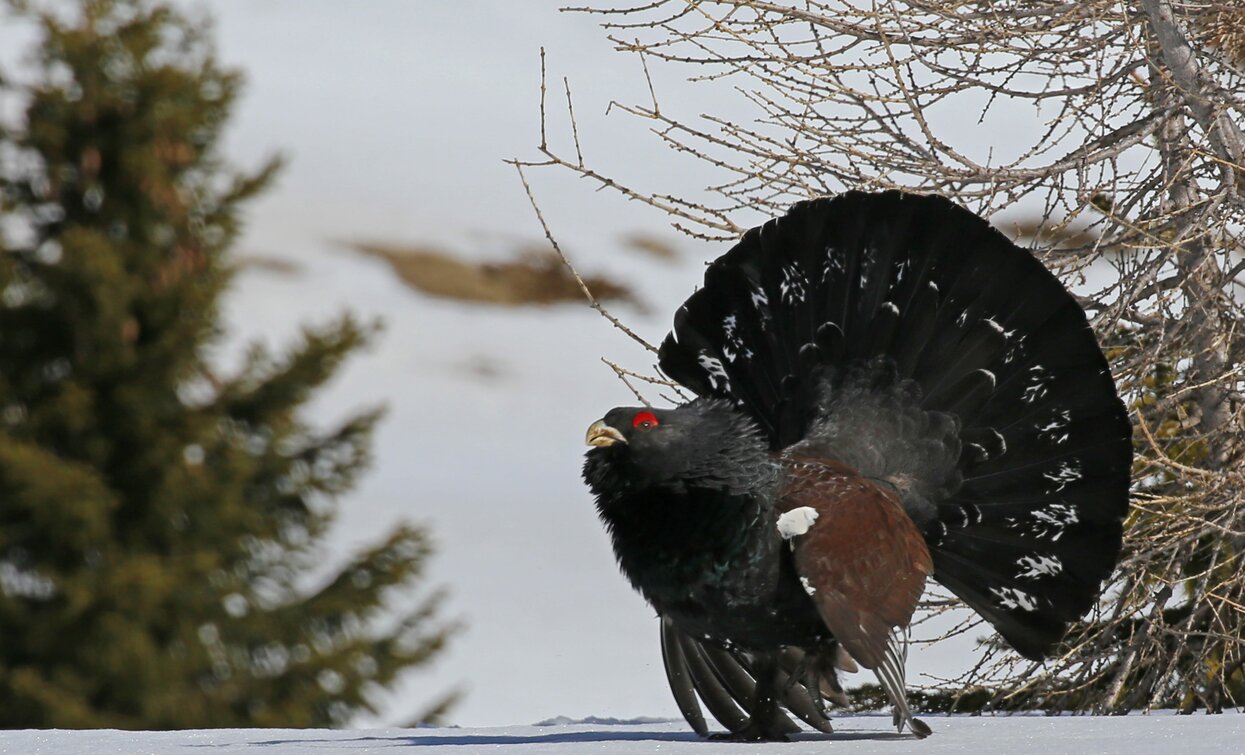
[510,160,658,354]
[529,0,1245,713]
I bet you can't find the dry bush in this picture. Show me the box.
[518,0,1245,713]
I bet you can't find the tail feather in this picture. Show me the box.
[920,317,1009,401]
[659,190,1132,660]
[660,617,709,737]
[931,558,1071,660]
[938,528,1118,599]
[891,282,940,377]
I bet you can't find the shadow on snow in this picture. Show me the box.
[229,728,916,748]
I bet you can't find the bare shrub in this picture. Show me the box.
[518,0,1245,713]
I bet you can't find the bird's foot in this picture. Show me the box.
[708,719,791,742]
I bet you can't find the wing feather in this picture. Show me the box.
[779,456,933,735]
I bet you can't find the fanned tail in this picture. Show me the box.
[657,190,1131,728]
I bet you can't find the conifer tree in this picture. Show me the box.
[0,0,453,727]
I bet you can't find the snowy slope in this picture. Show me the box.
[3,714,1243,754]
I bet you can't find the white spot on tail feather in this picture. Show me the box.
[992,429,1008,456]
[858,248,874,291]
[698,353,730,392]
[825,254,845,277]
[749,289,771,332]
[720,315,752,362]
[1016,554,1063,579]
[779,264,806,305]
[1022,365,1050,404]
[894,259,909,285]
[1033,501,1079,526]
[1042,461,1082,492]
[991,586,1040,612]
[777,507,819,539]
[1002,336,1023,364]
[1037,410,1072,445]
[1028,502,1080,542]
[1002,501,1081,542]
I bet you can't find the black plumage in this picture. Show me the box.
[582,190,1132,740]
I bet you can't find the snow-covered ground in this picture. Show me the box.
[3,714,1243,754]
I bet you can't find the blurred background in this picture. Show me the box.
[0,0,984,728]
[191,1,745,727]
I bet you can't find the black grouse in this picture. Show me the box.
[582,190,1132,740]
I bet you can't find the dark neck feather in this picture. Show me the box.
[599,482,774,605]
[582,408,779,608]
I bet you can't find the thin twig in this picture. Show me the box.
[510,161,659,354]
[602,358,651,405]
[538,47,548,151]
[563,77,584,167]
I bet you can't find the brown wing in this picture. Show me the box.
[778,456,933,671]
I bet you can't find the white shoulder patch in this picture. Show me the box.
[777,506,820,539]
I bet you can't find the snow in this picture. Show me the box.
[2,714,1241,754]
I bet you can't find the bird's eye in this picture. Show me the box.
[632,410,660,430]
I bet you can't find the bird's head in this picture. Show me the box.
[584,406,680,482]
[582,400,774,498]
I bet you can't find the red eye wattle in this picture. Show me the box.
[632,410,659,430]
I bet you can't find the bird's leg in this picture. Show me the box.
[816,647,852,709]
[709,652,790,742]
[801,664,829,718]
[782,652,811,693]
[780,651,828,718]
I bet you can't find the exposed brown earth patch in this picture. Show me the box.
[349,242,636,307]
[620,233,680,261]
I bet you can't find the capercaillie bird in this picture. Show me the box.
[582,190,1132,740]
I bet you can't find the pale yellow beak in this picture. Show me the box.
[586,420,626,447]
